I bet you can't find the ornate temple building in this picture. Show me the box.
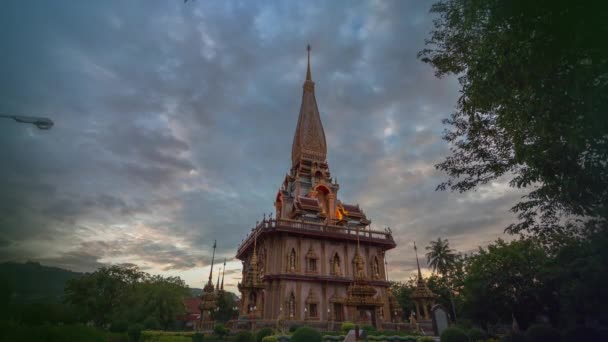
[236,46,399,329]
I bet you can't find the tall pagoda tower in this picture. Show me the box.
[236,46,397,329]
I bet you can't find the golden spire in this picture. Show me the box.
[220,258,226,290]
[208,240,217,286]
[291,44,326,167]
[306,44,312,81]
[414,241,423,282]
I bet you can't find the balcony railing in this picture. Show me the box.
[237,218,394,255]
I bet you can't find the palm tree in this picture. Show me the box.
[425,238,457,321]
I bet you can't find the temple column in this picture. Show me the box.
[414,301,421,319]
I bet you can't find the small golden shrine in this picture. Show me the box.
[237,234,265,319]
[410,242,437,320]
[200,240,219,325]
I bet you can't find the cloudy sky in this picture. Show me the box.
[0,0,524,291]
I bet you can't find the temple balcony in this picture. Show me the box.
[236,218,396,259]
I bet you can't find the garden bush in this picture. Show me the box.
[262,336,279,342]
[110,320,129,333]
[235,331,255,342]
[128,324,143,342]
[192,332,204,342]
[291,326,322,342]
[468,328,486,342]
[214,323,229,340]
[524,324,562,342]
[417,336,436,342]
[499,333,526,342]
[362,324,376,333]
[256,328,274,342]
[341,321,355,334]
[288,324,300,333]
[440,327,468,342]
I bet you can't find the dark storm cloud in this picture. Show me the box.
[0,0,523,283]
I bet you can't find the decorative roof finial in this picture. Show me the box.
[414,241,423,282]
[220,258,226,290]
[208,240,217,286]
[306,44,312,81]
[216,266,221,291]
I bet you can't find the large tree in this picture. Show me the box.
[461,238,549,329]
[419,0,608,237]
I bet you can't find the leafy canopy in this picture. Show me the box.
[420,0,608,237]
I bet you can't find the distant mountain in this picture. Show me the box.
[0,261,83,303]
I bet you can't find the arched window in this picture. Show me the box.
[289,248,297,272]
[331,253,341,276]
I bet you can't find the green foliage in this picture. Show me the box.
[128,323,143,342]
[211,291,239,322]
[192,332,204,342]
[291,326,322,342]
[440,327,468,342]
[261,336,278,342]
[213,323,229,339]
[499,333,525,342]
[256,328,274,342]
[361,324,376,333]
[461,238,548,327]
[417,337,435,342]
[110,320,129,333]
[288,324,300,332]
[340,321,354,333]
[421,0,608,237]
[64,265,190,329]
[524,324,562,342]
[0,321,125,342]
[234,331,255,342]
[467,328,485,342]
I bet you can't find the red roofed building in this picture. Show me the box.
[179,297,202,330]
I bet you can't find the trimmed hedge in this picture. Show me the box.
[291,326,322,342]
[440,327,469,342]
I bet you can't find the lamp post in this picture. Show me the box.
[0,114,54,130]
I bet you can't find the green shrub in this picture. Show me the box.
[362,324,376,333]
[291,326,322,342]
[499,333,526,342]
[468,328,485,342]
[214,323,229,340]
[341,321,355,334]
[417,337,435,342]
[289,324,300,333]
[440,327,468,342]
[110,320,129,333]
[256,328,274,342]
[262,336,278,342]
[524,324,562,342]
[192,332,204,342]
[235,331,255,342]
[128,324,143,342]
